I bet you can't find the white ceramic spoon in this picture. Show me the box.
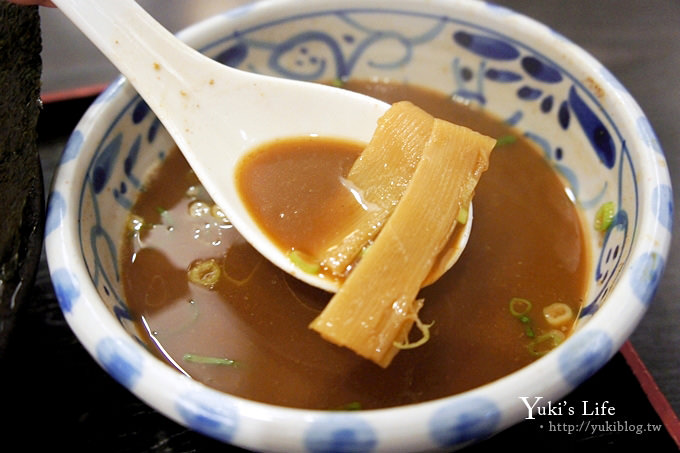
[52,0,471,292]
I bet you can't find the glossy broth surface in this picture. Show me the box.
[122,81,589,410]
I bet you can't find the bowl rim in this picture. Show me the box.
[45,0,673,450]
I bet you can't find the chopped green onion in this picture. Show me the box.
[509,297,532,317]
[334,401,362,411]
[495,135,517,147]
[187,258,221,289]
[182,353,239,367]
[510,298,536,339]
[543,302,574,326]
[527,330,566,357]
[393,317,434,350]
[155,206,174,227]
[288,250,321,275]
[457,206,469,224]
[525,325,535,338]
[594,201,616,232]
[332,78,345,87]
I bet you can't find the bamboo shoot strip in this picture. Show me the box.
[310,118,495,367]
[318,101,434,276]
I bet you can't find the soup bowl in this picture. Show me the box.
[45,0,672,451]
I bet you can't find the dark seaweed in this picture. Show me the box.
[0,3,45,354]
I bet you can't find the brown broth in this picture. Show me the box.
[121,81,589,410]
[235,136,364,261]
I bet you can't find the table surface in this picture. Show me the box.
[3,1,679,451]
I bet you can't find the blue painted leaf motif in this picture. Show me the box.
[132,100,150,124]
[541,95,554,113]
[92,133,122,194]
[504,110,523,126]
[521,56,562,83]
[215,42,249,68]
[124,135,141,179]
[453,31,520,60]
[558,100,570,129]
[568,86,616,168]
[114,304,133,324]
[123,135,142,190]
[517,85,542,100]
[148,117,161,143]
[485,68,522,82]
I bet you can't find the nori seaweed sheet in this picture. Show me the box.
[0,3,45,354]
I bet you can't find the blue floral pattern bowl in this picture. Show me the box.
[45,0,672,451]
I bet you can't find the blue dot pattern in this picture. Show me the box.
[429,397,501,448]
[51,267,80,313]
[45,190,66,237]
[61,130,83,163]
[558,330,613,387]
[304,415,377,453]
[176,391,239,443]
[652,184,673,232]
[96,337,143,389]
[630,252,666,306]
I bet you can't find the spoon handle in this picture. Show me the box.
[51,0,213,110]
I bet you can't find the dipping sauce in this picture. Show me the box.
[121,81,589,410]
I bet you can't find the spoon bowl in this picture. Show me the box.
[51,0,470,291]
